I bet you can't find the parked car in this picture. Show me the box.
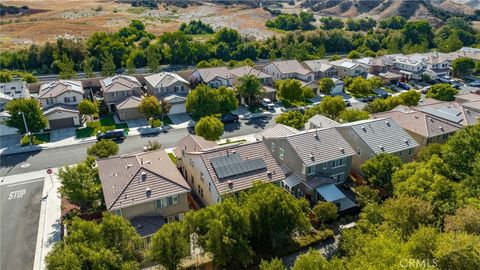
[260,98,275,110]
[467,81,480,87]
[439,76,453,84]
[220,113,239,123]
[421,86,430,94]
[396,82,411,90]
[373,88,390,99]
[451,82,462,89]
[97,129,126,141]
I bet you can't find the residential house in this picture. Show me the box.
[254,124,299,141]
[305,115,341,130]
[455,93,480,103]
[262,60,314,82]
[330,78,344,95]
[329,59,368,79]
[174,134,218,169]
[100,75,143,121]
[354,56,394,75]
[0,80,30,101]
[178,140,285,206]
[260,127,356,211]
[421,52,452,80]
[0,93,12,112]
[230,66,273,85]
[144,72,190,115]
[372,110,459,155]
[448,47,480,61]
[302,59,337,80]
[414,101,480,127]
[190,67,234,88]
[386,54,427,80]
[0,111,17,136]
[97,150,191,239]
[38,80,84,129]
[336,118,419,175]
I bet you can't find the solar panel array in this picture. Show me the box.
[421,107,463,123]
[211,153,267,179]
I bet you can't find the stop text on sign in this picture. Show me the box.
[8,189,26,200]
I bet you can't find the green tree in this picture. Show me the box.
[444,205,480,235]
[78,99,98,121]
[146,44,161,73]
[138,95,160,119]
[354,185,380,208]
[126,57,135,75]
[398,90,421,106]
[434,232,480,270]
[275,111,305,130]
[276,79,305,104]
[360,153,403,192]
[82,58,94,77]
[292,249,340,270]
[5,98,47,133]
[451,57,476,77]
[151,222,189,270]
[238,74,262,106]
[46,213,141,270]
[215,86,238,114]
[346,77,373,97]
[338,108,369,123]
[313,201,338,224]
[243,183,310,252]
[87,139,119,158]
[57,157,102,211]
[318,96,346,119]
[259,258,286,270]
[427,83,458,101]
[195,116,224,141]
[347,50,360,59]
[319,77,335,95]
[57,54,77,79]
[159,99,172,123]
[101,51,116,77]
[186,84,219,117]
[417,143,443,162]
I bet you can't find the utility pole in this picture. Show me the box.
[19,111,31,145]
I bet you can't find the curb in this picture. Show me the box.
[0,137,97,156]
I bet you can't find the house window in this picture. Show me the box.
[357,147,361,156]
[279,148,284,160]
[208,182,211,192]
[442,133,448,140]
[427,138,432,144]
[302,164,306,175]
[398,151,403,157]
[156,194,179,209]
[323,163,327,170]
[330,172,345,183]
[271,142,275,153]
[331,158,346,169]
[114,209,122,216]
[408,148,414,156]
[307,166,316,176]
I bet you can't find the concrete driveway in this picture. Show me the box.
[126,118,148,128]
[168,113,193,127]
[49,127,76,142]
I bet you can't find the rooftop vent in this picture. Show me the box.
[144,160,152,165]
[439,126,444,131]
[414,115,418,119]
[379,145,384,151]
[361,126,366,132]
[267,171,272,178]
[111,172,118,177]
[404,138,410,144]
[141,171,147,181]
[310,152,315,161]
[466,109,470,114]
[228,180,233,189]
[145,187,151,196]
[231,150,236,154]
[339,147,345,153]
[126,164,133,169]
[385,120,390,126]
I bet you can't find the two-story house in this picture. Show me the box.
[262,60,314,82]
[354,56,395,75]
[372,109,460,155]
[302,60,337,80]
[176,139,285,206]
[97,149,191,239]
[414,100,480,127]
[0,80,30,107]
[144,72,190,115]
[38,80,84,129]
[421,52,453,80]
[259,127,356,211]
[329,59,368,79]
[230,66,275,101]
[190,67,234,89]
[336,118,419,176]
[386,54,427,80]
[100,75,143,121]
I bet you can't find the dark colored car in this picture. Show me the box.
[396,82,411,90]
[97,129,126,141]
[220,113,239,123]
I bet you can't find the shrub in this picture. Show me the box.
[149,118,162,128]
[146,140,162,151]
[87,139,119,158]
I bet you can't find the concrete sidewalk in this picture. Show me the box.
[0,135,97,156]
[1,168,62,270]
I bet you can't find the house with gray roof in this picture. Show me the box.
[0,80,30,101]
[254,124,299,141]
[372,110,460,155]
[305,115,341,130]
[414,101,480,127]
[190,66,234,88]
[261,127,356,211]
[38,80,85,129]
[179,141,285,206]
[100,75,143,117]
[144,72,190,115]
[329,59,368,79]
[97,149,191,237]
[302,59,337,79]
[230,66,273,85]
[336,118,419,175]
[262,60,314,82]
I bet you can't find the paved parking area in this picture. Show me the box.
[50,127,76,142]
[126,118,149,128]
[0,177,44,270]
[169,113,193,127]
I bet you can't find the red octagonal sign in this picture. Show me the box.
[47,168,53,175]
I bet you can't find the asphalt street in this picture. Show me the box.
[0,177,44,270]
[0,116,276,177]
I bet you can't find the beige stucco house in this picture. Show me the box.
[100,75,144,121]
[144,72,190,115]
[97,149,191,238]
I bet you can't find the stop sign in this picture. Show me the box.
[46,168,53,175]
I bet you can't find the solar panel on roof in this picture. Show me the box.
[421,107,463,123]
[211,153,267,179]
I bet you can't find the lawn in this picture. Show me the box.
[76,116,129,139]
[167,152,177,165]
[34,133,51,143]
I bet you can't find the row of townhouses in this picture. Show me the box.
[96,93,480,240]
[1,47,479,136]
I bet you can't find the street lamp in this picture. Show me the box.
[19,111,31,146]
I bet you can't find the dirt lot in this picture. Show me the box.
[0,0,277,49]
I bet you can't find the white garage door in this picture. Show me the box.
[168,103,186,115]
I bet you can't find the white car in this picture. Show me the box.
[260,98,275,110]
[439,76,453,83]
[467,81,480,87]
